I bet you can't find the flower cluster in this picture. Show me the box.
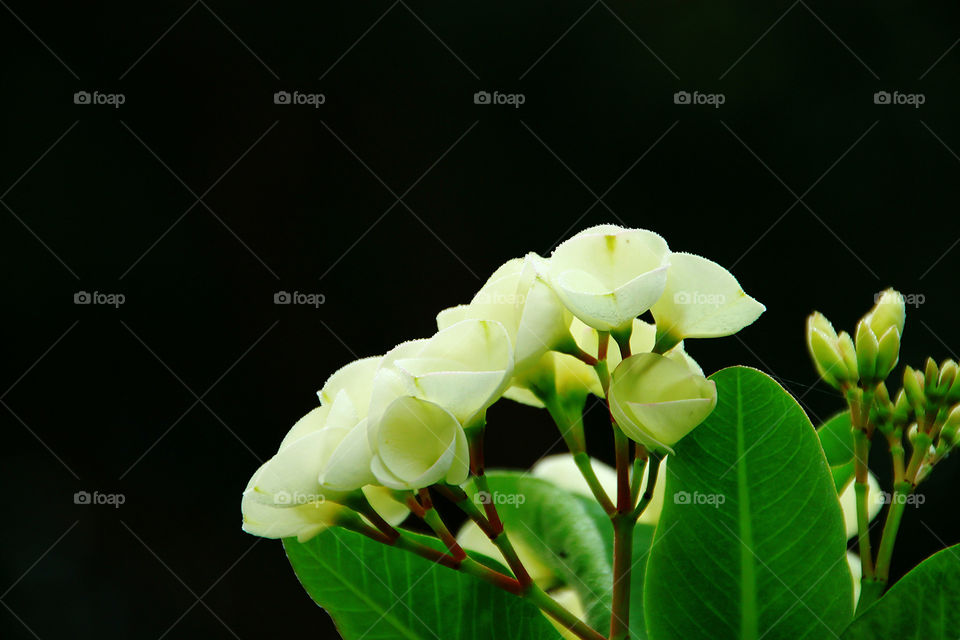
[241,224,765,541]
[807,288,960,604]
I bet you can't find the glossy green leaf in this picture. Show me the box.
[474,472,656,637]
[644,366,853,640]
[818,412,854,467]
[817,412,855,493]
[842,544,960,639]
[284,527,563,640]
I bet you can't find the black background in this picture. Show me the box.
[2,2,959,638]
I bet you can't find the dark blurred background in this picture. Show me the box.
[2,2,959,637]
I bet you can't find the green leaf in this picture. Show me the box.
[474,472,656,638]
[842,544,960,639]
[644,366,853,640]
[817,412,856,493]
[284,527,563,640]
[818,412,854,467]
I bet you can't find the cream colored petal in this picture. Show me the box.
[436,304,469,330]
[651,252,764,343]
[620,397,716,451]
[319,418,377,491]
[373,397,464,490]
[247,431,351,507]
[847,551,862,606]
[554,266,668,331]
[547,226,670,331]
[361,485,409,527]
[318,355,382,408]
[278,405,331,451]
[241,491,347,542]
[502,385,547,408]
[531,454,618,501]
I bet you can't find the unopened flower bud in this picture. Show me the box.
[807,313,848,388]
[924,357,940,399]
[892,389,912,425]
[903,366,926,415]
[872,383,893,430]
[941,405,960,448]
[874,327,901,380]
[837,332,858,380]
[938,360,958,395]
[855,319,880,384]
[865,289,906,339]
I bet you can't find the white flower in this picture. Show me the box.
[369,396,470,490]
[649,252,765,351]
[305,357,385,492]
[370,319,514,428]
[241,406,409,541]
[535,225,670,332]
[437,255,572,373]
[609,353,717,451]
[505,317,702,408]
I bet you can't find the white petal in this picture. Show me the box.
[278,405,330,451]
[319,418,377,491]
[651,252,764,342]
[373,397,464,490]
[318,356,382,408]
[241,491,346,542]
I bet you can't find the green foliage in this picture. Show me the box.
[817,412,855,493]
[284,528,563,640]
[474,473,657,637]
[644,367,853,640]
[842,545,960,640]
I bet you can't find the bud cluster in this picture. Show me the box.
[806,288,906,391]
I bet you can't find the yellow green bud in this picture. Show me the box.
[865,288,906,339]
[942,405,960,447]
[892,389,912,424]
[938,359,957,393]
[838,332,858,380]
[924,357,939,391]
[855,319,880,383]
[874,327,901,381]
[903,366,926,416]
[806,312,857,389]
